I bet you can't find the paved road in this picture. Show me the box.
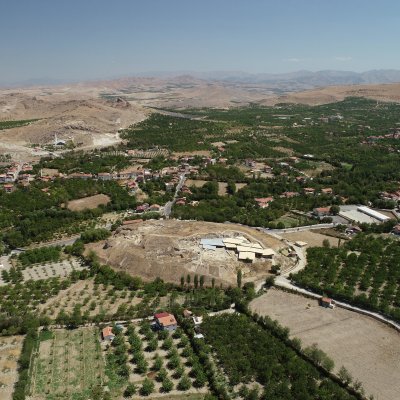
[163,173,186,218]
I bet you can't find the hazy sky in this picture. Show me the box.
[1,0,400,83]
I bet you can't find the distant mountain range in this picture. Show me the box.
[185,69,400,89]
[3,69,400,91]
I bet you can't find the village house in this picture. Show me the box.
[304,187,316,195]
[154,312,177,331]
[244,159,256,168]
[3,184,15,193]
[281,191,300,199]
[295,176,307,184]
[392,224,400,236]
[136,203,149,213]
[380,190,400,201]
[175,199,186,206]
[148,204,160,212]
[313,207,331,217]
[320,297,335,309]
[97,172,112,181]
[321,188,333,195]
[102,326,115,341]
[264,165,273,173]
[254,197,274,209]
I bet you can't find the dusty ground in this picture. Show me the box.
[66,193,110,211]
[281,229,340,248]
[186,179,208,188]
[86,220,290,286]
[0,335,24,400]
[250,289,400,400]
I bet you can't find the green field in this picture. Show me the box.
[29,327,104,400]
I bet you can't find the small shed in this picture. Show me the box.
[320,297,335,309]
[102,326,115,341]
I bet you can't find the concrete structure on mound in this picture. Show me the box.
[200,236,275,263]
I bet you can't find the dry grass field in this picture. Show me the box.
[67,194,111,211]
[281,229,340,248]
[185,179,208,188]
[0,336,24,400]
[250,289,400,400]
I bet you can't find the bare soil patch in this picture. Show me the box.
[186,179,207,188]
[250,289,400,400]
[67,194,110,211]
[0,335,24,400]
[172,151,211,157]
[217,182,228,196]
[282,229,339,248]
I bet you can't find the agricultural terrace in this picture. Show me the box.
[104,321,208,397]
[29,328,104,400]
[201,314,357,400]
[292,234,400,322]
[0,335,24,400]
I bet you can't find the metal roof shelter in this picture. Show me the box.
[357,206,390,222]
[238,252,256,262]
[200,238,225,247]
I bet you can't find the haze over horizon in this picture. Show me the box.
[1,0,400,85]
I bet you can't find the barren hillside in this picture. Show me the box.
[262,83,400,105]
[2,77,400,160]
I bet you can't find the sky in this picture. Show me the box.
[1,0,400,84]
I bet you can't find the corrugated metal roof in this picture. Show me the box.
[202,244,216,251]
[357,206,390,221]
